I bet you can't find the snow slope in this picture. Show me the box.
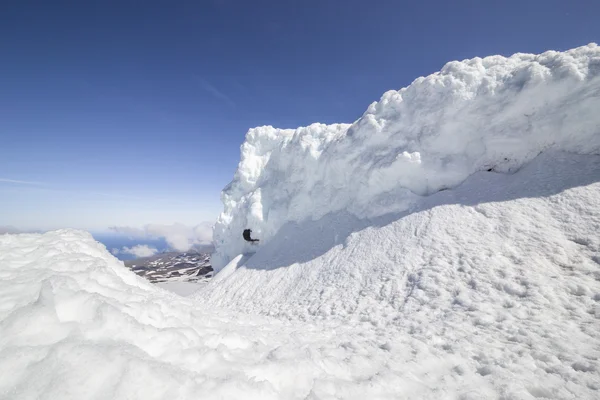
[203,152,600,320]
[1,231,411,399]
[200,152,600,397]
[155,281,207,296]
[0,229,565,400]
[2,159,599,399]
[212,43,600,271]
[198,43,600,397]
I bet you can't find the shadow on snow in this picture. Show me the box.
[241,151,600,271]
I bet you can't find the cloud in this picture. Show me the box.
[108,226,146,237]
[120,245,158,258]
[109,222,214,252]
[0,178,44,185]
[192,75,236,108]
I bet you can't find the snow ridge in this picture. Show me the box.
[213,43,600,270]
[199,151,600,398]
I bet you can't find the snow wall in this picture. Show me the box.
[212,43,600,271]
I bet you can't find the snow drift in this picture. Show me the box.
[3,231,408,399]
[3,194,600,399]
[8,230,587,399]
[212,43,600,271]
[198,151,600,398]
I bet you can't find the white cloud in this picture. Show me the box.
[121,245,158,258]
[108,226,146,237]
[109,222,214,252]
[193,222,213,243]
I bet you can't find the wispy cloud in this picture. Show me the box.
[192,75,236,108]
[0,178,45,185]
[109,222,214,251]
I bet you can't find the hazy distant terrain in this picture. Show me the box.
[125,251,213,284]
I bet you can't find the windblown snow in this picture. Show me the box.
[212,43,600,271]
[2,44,600,399]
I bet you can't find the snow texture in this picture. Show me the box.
[200,151,600,398]
[212,43,600,271]
[2,157,600,399]
[155,281,206,296]
[2,44,600,399]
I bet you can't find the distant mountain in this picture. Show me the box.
[0,226,22,234]
[125,251,213,284]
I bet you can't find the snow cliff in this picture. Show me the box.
[199,151,600,398]
[212,43,600,271]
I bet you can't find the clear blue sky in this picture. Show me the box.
[1,0,598,231]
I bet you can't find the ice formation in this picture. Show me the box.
[212,43,600,271]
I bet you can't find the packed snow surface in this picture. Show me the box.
[155,281,206,296]
[200,152,600,398]
[2,155,600,399]
[2,44,600,399]
[212,43,600,270]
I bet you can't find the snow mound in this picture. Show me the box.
[3,230,431,399]
[212,43,600,270]
[8,230,585,399]
[202,152,600,319]
[199,151,600,398]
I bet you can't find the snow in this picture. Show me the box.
[155,281,206,296]
[200,152,600,398]
[212,43,600,271]
[202,152,600,320]
[1,230,505,399]
[2,44,600,399]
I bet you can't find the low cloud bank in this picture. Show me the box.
[115,244,159,258]
[109,222,213,252]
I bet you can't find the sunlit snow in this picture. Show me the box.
[212,43,600,271]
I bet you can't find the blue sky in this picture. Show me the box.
[1,0,598,232]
